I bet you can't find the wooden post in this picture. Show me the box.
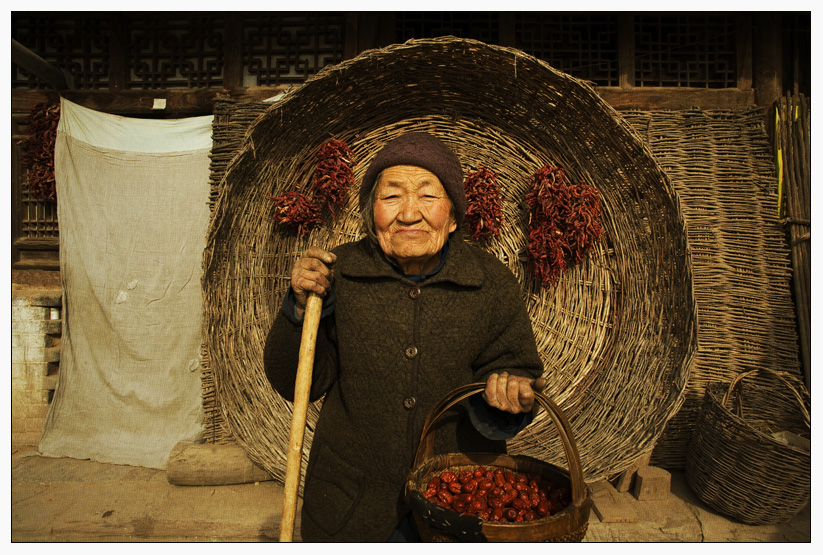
[618,13,636,89]
[752,13,782,109]
[223,14,243,90]
[108,14,127,92]
[735,13,753,92]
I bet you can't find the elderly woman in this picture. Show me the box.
[264,132,544,542]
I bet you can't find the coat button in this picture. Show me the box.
[404,345,418,359]
[409,286,421,299]
[403,397,416,410]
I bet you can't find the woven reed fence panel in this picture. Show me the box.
[201,37,698,484]
[620,108,803,468]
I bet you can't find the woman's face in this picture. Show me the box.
[373,165,457,275]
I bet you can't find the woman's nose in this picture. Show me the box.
[397,197,423,222]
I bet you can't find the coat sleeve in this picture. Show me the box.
[470,257,544,384]
[263,290,339,403]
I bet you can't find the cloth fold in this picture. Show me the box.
[38,98,214,469]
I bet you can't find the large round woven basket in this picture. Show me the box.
[685,369,811,525]
[202,36,698,484]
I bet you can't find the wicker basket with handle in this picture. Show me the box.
[685,368,810,525]
[405,383,592,542]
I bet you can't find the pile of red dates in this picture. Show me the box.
[422,466,571,523]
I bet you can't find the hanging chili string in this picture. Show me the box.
[525,165,604,287]
[267,191,324,236]
[18,102,60,202]
[268,138,356,235]
[464,166,504,241]
[312,138,356,216]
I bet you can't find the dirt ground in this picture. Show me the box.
[11,444,812,543]
[10,270,812,544]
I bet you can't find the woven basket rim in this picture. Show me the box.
[703,382,811,455]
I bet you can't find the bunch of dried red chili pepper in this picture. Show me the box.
[268,191,325,236]
[268,138,356,235]
[463,166,504,241]
[525,165,604,287]
[18,102,61,202]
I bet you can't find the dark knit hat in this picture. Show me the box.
[359,132,466,225]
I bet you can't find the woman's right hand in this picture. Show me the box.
[290,246,336,316]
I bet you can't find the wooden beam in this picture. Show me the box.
[12,85,758,117]
[11,86,291,117]
[596,86,756,111]
[11,39,73,91]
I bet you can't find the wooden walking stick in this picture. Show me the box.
[279,292,324,542]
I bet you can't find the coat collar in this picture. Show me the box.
[337,229,485,288]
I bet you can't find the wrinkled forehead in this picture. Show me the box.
[376,165,444,189]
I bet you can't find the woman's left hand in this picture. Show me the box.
[483,372,547,414]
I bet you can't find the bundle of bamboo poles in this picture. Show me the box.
[776,93,811,388]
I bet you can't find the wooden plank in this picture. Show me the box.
[596,87,756,110]
[13,237,59,250]
[12,85,758,117]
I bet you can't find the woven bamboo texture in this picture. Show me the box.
[621,109,803,468]
[201,37,698,484]
[685,369,810,525]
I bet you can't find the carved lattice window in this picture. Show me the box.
[126,14,226,90]
[635,14,737,88]
[20,192,59,239]
[242,13,345,86]
[515,13,619,86]
[12,14,110,90]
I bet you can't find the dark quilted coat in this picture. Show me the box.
[264,231,543,541]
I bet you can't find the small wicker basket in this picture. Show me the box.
[685,369,810,525]
[405,383,592,542]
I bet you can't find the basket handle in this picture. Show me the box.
[412,382,587,508]
[723,369,811,429]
